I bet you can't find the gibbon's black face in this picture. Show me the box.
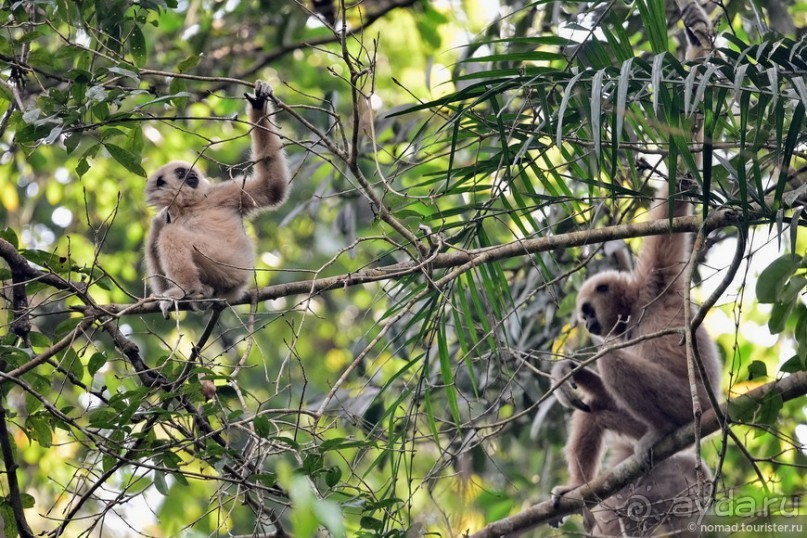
[576,272,633,338]
[145,160,210,208]
[579,300,602,335]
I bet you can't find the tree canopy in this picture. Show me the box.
[0,1,806,537]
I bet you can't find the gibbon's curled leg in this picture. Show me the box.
[144,81,291,318]
[550,359,648,529]
[551,359,647,493]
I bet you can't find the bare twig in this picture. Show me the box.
[202,0,419,96]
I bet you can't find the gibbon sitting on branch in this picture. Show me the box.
[144,81,291,318]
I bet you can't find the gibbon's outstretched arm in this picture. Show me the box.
[635,0,714,298]
[214,80,291,214]
[634,183,693,300]
[637,0,711,297]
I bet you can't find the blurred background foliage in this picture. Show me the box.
[0,0,806,536]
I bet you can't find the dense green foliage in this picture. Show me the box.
[0,1,806,537]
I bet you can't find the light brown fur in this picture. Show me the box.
[552,183,721,493]
[590,441,711,536]
[550,184,722,535]
[145,81,290,317]
[680,1,715,61]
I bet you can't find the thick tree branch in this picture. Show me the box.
[0,399,34,538]
[466,371,807,538]
[9,260,31,342]
[2,318,94,382]
[0,240,87,294]
[75,203,773,317]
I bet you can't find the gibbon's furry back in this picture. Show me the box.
[144,81,290,317]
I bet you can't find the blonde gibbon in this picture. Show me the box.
[549,181,722,534]
[145,81,290,317]
[549,5,721,534]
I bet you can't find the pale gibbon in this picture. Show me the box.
[548,5,721,535]
[145,81,290,317]
[549,181,722,534]
[680,0,715,61]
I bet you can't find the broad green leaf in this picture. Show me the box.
[129,25,147,66]
[325,466,342,487]
[253,414,272,437]
[0,503,17,538]
[755,254,799,303]
[104,143,146,177]
[754,391,784,436]
[0,228,19,248]
[153,471,169,495]
[747,360,768,379]
[177,54,201,72]
[26,415,53,447]
[769,300,794,334]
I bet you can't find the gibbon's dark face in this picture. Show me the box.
[145,160,210,208]
[576,271,633,338]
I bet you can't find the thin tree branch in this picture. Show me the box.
[1,318,95,383]
[201,0,419,96]
[72,202,778,317]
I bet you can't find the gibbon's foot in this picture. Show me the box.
[551,484,578,508]
[634,431,663,472]
[549,484,577,527]
[681,2,714,52]
[158,298,177,319]
[677,175,700,198]
[156,286,213,318]
[156,287,183,318]
[245,80,273,109]
[551,359,592,413]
